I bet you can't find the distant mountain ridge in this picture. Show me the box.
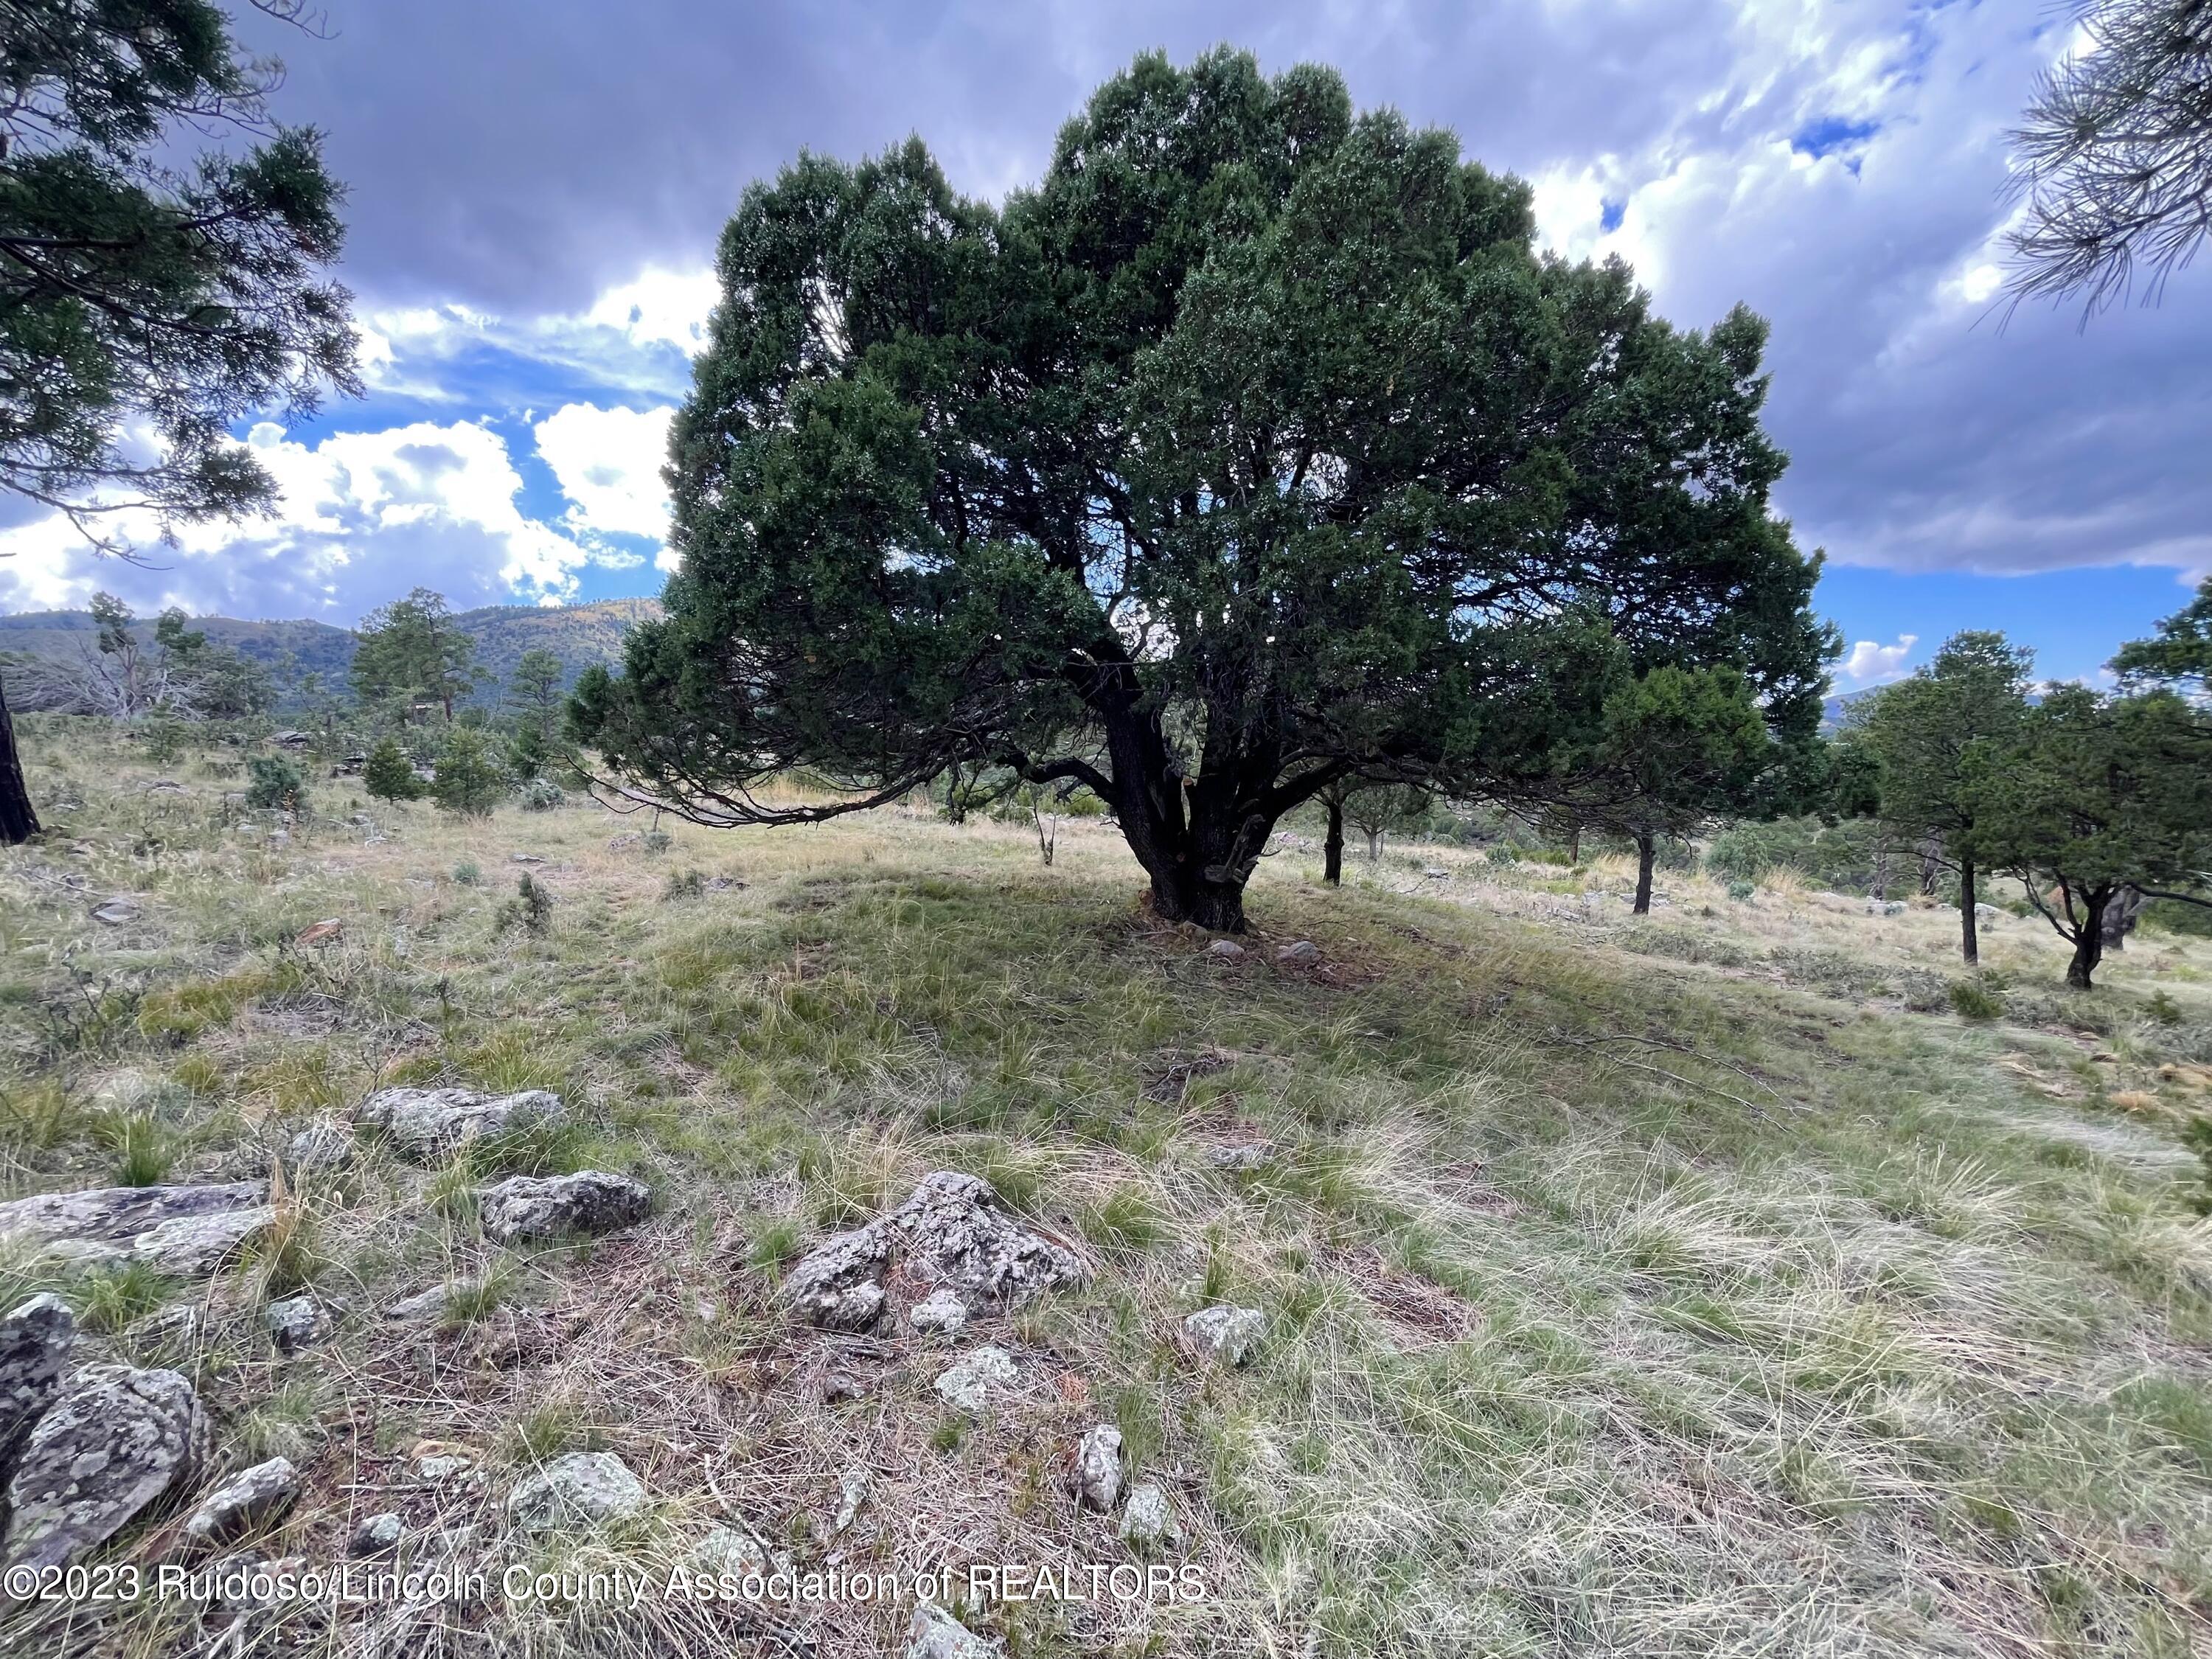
[0,597,660,708]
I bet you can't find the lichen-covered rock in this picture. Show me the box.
[132,1206,277,1276]
[348,1512,403,1556]
[1205,939,1245,960]
[933,1345,1018,1413]
[352,1087,563,1161]
[287,1121,356,1175]
[1119,1481,1180,1551]
[478,1170,650,1244]
[832,1466,870,1534]
[1276,939,1320,964]
[783,1172,1082,1332]
[0,1294,74,1472]
[1185,1304,1266,1366]
[1075,1424,1123,1511]
[182,1456,300,1547]
[3,1365,208,1570]
[692,1521,780,1581]
[907,1602,996,1658]
[507,1452,647,1534]
[265,1297,333,1354]
[0,1180,265,1252]
[908,1287,967,1336]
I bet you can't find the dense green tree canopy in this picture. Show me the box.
[1848,631,2034,963]
[575,49,1834,928]
[2112,576,2212,698]
[1974,686,2212,989]
[350,588,480,721]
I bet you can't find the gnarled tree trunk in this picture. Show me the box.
[1324,797,1343,886]
[2067,889,2110,991]
[1958,855,1978,966]
[1632,830,1656,915]
[0,676,40,845]
[2101,885,2144,953]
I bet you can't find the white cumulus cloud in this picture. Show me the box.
[1834,634,1919,687]
[0,420,616,621]
[532,403,676,554]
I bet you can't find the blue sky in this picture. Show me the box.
[2,0,2207,694]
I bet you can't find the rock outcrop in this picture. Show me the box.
[0,1294,74,1472]
[1119,1481,1181,1551]
[3,1365,209,1569]
[507,1452,647,1534]
[783,1172,1083,1332]
[352,1087,563,1161]
[0,1181,273,1278]
[479,1170,650,1244]
[934,1346,1018,1413]
[907,1603,996,1658]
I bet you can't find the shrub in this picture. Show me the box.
[144,719,187,765]
[363,737,422,802]
[662,869,706,901]
[517,776,563,812]
[245,754,307,815]
[1726,879,1756,903]
[453,860,481,886]
[431,726,509,818]
[498,873,554,936]
[642,829,672,854]
[1949,979,2004,1021]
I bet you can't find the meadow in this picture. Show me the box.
[5,715,2212,1658]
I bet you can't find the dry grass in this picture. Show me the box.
[4,716,2212,1657]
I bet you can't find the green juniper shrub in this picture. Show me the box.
[363,737,422,802]
[246,754,308,815]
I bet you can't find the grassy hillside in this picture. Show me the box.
[4,720,2212,1658]
[0,599,660,706]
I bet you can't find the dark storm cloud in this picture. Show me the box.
[8,1,2206,625]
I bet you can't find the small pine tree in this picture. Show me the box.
[363,737,422,803]
[430,726,509,818]
[245,755,307,815]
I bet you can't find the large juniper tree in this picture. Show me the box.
[574,50,1832,930]
[0,0,357,842]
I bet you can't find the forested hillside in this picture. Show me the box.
[0,599,660,707]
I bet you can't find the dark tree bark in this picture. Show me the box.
[2067,889,2109,991]
[1920,840,1941,897]
[1958,855,1978,966]
[1324,797,1344,886]
[1871,842,1890,902]
[0,676,40,845]
[2101,885,2144,952]
[1633,830,1656,915]
[1567,825,1581,865]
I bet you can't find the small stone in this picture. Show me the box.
[349,1512,404,1556]
[288,1121,357,1175]
[478,1169,650,1244]
[510,852,546,864]
[832,1466,871,1534]
[294,919,343,947]
[1119,1481,1181,1553]
[692,1523,776,1581]
[385,1284,460,1322]
[908,1287,968,1336]
[2090,1051,2120,1064]
[183,1456,300,1548]
[1276,939,1320,964]
[265,1297,333,1354]
[907,1602,996,1658]
[1075,1425,1123,1512]
[2,1365,209,1570]
[507,1452,647,1534]
[412,1453,476,1482]
[90,898,139,926]
[0,1294,74,1472]
[1424,866,1449,879]
[1185,1304,1265,1366]
[1205,940,1245,960]
[933,1345,1018,1413]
